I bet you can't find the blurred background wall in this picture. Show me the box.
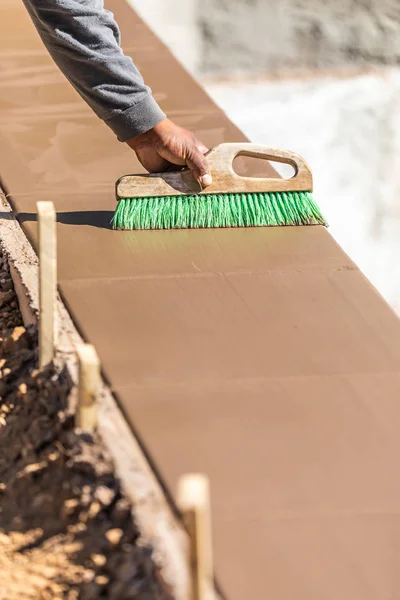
[200,0,400,73]
[129,0,400,314]
[129,0,202,73]
[130,0,400,74]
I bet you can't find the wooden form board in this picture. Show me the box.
[1,1,400,599]
[37,201,57,368]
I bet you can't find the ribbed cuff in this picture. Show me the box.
[105,93,166,142]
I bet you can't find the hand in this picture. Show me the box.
[126,118,212,187]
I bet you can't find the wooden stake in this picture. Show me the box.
[76,343,100,431]
[177,474,214,600]
[37,201,57,368]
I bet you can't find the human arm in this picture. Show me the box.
[22,0,211,184]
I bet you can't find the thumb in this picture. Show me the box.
[185,147,212,188]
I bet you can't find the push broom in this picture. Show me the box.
[112,143,325,230]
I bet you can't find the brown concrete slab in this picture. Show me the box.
[2,1,400,598]
[59,269,400,389]
[0,106,266,196]
[112,375,400,599]
[10,191,352,280]
[0,0,274,196]
[0,109,260,197]
[0,0,48,54]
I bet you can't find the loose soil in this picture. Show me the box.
[0,247,172,600]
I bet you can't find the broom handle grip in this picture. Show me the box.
[205,143,313,192]
[116,144,313,198]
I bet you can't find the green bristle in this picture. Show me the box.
[112,190,326,230]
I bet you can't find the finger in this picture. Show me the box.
[157,145,187,168]
[196,141,209,155]
[185,147,212,188]
[135,147,170,173]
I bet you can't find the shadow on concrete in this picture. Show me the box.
[14,211,114,230]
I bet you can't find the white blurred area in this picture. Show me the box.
[128,0,400,314]
[128,0,201,74]
[205,70,400,314]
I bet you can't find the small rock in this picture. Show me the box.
[88,500,101,519]
[91,553,107,567]
[112,498,131,522]
[2,326,30,354]
[18,382,27,394]
[63,541,83,555]
[21,461,47,475]
[48,451,60,462]
[80,489,92,507]
[67,522,87,534]
[95,485,115,506]
[62,498,80,517]
[83,569,95,583]
[40,566,58,578]
[105,528,123,546]
[95,575,109,586]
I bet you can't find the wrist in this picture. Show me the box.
[106,93,165,142]
[126,117,169,150]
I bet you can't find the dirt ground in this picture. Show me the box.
[0,247,172,600]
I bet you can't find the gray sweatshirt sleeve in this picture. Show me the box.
[22,0,166,141]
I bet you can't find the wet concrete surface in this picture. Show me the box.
[59,268,400,389]
[2,1,400,598]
